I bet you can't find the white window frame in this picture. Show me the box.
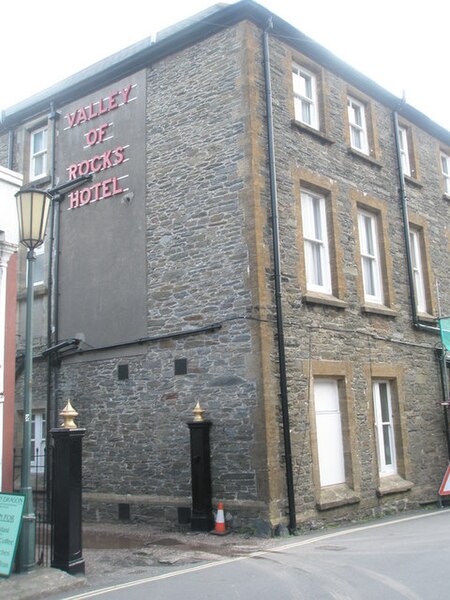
[409,228,427,314]
[301,190,332,294]
[347,96,369,154]
[358,209,384,304]
[30,126,48,181]
[31,411,46,473]
[373,381,396,476]
[314,379,346,487]
[292,63,319,130]
[441,152,450,195]
[398,127,411,177]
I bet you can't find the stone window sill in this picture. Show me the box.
[18,284,48,300]
[347,147,382,168]
[376,474,414,497]
[316,483,360,511]
[27,175,51,187]
[291,120,334,145]
[404,175,422,188]
[303,293,347,309]
[416,312,438,324]
[361,303,397,318]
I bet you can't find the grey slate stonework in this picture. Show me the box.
[264,30,449,517]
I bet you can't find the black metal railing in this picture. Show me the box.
[13,447,52,567]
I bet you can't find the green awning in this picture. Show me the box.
[439,317,450,352]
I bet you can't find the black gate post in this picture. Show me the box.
[188,402,214,532]
[50,401,85,575]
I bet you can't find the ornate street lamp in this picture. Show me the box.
[15,187,51,572]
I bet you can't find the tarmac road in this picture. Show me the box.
[48,508,450,600]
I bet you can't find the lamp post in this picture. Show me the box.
[15,187,51,572]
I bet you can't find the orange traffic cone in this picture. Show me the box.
[211,501,228,535]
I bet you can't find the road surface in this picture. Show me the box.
[55,509,450,599]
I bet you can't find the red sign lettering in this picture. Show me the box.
[67,146,126,180]
[64,82,133,211]
[64,85,134,129]
[86,123,110,146]
[68,177,124,209]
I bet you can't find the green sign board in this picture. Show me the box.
[439,318,450,353]
[0,493,25,577]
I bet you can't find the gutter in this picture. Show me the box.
[263,19,296,533]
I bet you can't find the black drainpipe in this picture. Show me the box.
[392,109,439,335]
[7,130,14,170]
[263,18,296,533]
[47,103,58,432]
[46,102,59,506]
[392,109,449,457]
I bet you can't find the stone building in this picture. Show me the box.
[1,0,449,531]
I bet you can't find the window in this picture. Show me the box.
[308,361,360,507]
[441,152,450,195]
[26,241,46,286]
[347,96,368,154]
[314,379,345,486]
[301,190,332,294]
[30,126,48,180]
[357,209,384,304]
[398,127,411,176]
[31,412,46,473]
[373,381,396,475]
[292,64,319,129]
[296,171,346,307]
[409,228,427,313]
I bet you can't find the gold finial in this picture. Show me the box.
[193,401,205,422]
[59,399,79,429]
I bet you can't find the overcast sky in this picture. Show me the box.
[1,0,449,130]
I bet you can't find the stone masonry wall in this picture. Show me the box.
[55,23,272,525]
[262,30,450,524]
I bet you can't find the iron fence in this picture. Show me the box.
[13,447,52,567]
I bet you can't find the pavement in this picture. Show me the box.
[0,520,278,600]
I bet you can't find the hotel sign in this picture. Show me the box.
[60,81,139,210]
[56,72,147,348]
